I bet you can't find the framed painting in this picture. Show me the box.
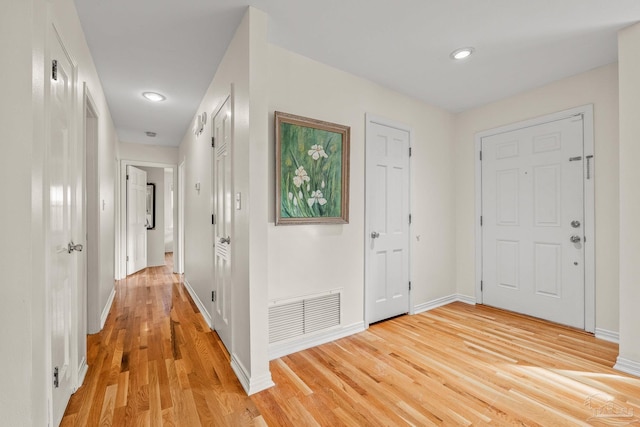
[275,111,350,225]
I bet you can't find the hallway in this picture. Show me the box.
[61,255,265,426]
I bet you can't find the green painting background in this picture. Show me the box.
[280,122,343,218]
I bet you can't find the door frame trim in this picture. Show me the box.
[118,160,178,279]
[364,114,413,327]
[474,104,595,332]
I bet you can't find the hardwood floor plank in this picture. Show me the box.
[62,255,640,426]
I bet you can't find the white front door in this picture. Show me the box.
[212,97,232,350]
[365,116,411,324]
[481,115,585,328]
[127,165,148,275]
[48,26,78,426]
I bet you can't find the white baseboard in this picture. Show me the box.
[414,294,475,314]
[269,321,366,360]
[595,328,619,343]
[100,287,116,329]
[456,294,476,305]
[183,278,212,328]
[231,354,274,395]
[76,357,88,391]
[614,357,640,377]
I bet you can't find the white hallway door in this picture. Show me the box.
[127,165,148,275]
[481,116,585,329]
[48,26,81,426]
[366,117,411,324]
[212,97,232,350]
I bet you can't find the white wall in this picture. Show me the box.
[454,63,620,333]
[140,167,166,266]
[120,141,179,165]
[616,23,640,374]
[266,44,457,327]
[178,7,272,394]
[0,1,40,423]
[0,0,118,423]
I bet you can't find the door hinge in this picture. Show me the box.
[212,214,215,225]
[409,214,412,224]
[52,60,58,81]
[212,290,216,302]
[480,280,483,291]
[53,366,59,388]
[126,255,129,262]
[409,147,412,157]
[409,281,412,291]
[126,174,129,180]
[211,137,215,147]
[479,151,483,161]
[480,216,483,226]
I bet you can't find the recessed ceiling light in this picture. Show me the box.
[142,92,166,102]
[145,131,157,137]
[450,47,475,60]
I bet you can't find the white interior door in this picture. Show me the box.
[481,115,585,328]
[366,117,411,324]
[48,27,78,427]
[212,97,232,350]
[127,165,147,275]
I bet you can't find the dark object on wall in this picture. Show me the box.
[146,183,155,229]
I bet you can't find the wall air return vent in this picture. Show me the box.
[268,291,341,344]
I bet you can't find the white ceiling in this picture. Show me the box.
[74,0,640,147]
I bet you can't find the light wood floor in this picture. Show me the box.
[62,257,640,426]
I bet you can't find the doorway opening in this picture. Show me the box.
[118,160,179,278]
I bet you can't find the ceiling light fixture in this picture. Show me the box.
[145,131,157,137]
[450,47,475,60]
[142,92,166,102]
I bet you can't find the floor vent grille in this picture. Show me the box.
[269,292,341,344]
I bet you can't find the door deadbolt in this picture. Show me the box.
[371,231,380,239]
[571,220,581,228]
[570,235,581,243]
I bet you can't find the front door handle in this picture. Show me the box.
[219,236,231,244]
[371,231,380,239]
[570,235,581,243]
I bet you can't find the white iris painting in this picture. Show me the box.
[275,112,350,225]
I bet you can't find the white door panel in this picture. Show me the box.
[48,27,77,427]
[212,97,232,350]
[482,116,585,328]
[366,119,410,324]
[127,166,147,275]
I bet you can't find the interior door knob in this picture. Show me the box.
[571,220,581,228]
[219,236,231,244]
[371,231,380,239]
[68,241,83,253]
[570,235,581,243]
